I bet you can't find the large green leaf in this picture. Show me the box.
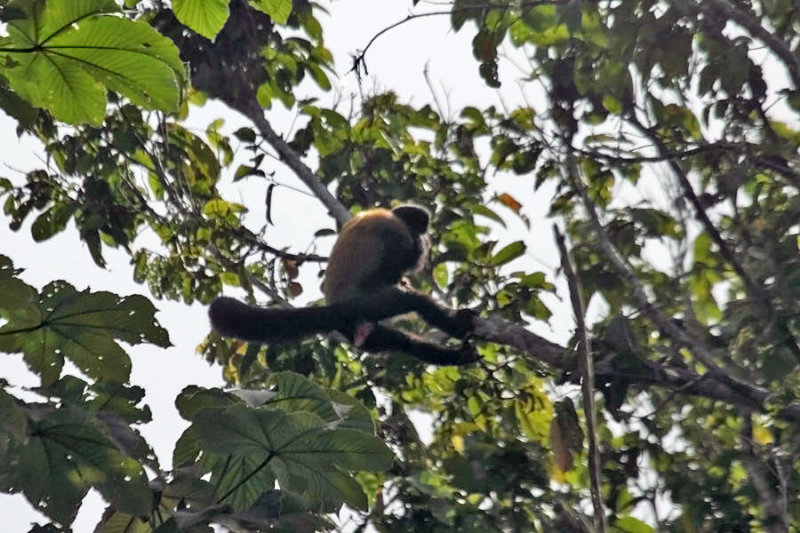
[0,0,184,124]
[37,375,153,425]
[193,405,393,511]
[173,0,230,40]
[231,372,375,433]
[205,451,278,511]
[0,281,171,384]
[0,406,151,525]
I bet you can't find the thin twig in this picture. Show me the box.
[349,1,566,78]
[554,225,607,533]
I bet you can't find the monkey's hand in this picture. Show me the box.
[450,308,478,338]
[455,333,481,364]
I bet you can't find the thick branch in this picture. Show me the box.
[473,313,800,423]
[239,97,351,225]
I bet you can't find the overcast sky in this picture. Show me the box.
[0,1,567,530]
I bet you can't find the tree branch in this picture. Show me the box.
[634,119,800,360]
[565,151,767,407]
[692,0,800,90]
[554,226,607,533]
[240,97,351,225]
[471,312,800,423]
[739,417,790,533]
[349,2,567,78]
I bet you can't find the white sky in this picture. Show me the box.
[0,1,568,530]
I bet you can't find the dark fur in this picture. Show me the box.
[208,205,477,365]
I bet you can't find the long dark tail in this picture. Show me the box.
[208,297,349,343]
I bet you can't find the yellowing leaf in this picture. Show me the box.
[753,425,773,445]
[202,198,247,218]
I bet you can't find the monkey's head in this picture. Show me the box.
[391,204,430,274]
[391,205,429,237]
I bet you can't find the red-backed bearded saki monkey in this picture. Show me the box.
[208,205,478,365]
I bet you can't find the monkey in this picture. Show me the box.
[208,205,478,365]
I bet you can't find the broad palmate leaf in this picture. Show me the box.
[0,406,151,525]
[0,280,171,384]
[0,0,185,124]
[193,405,393,511]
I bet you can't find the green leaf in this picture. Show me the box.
[204,451,278,511]
[490,241,526,266]
[0,281,170,384]
[433,263,449,289]
[175,385,239,421]
[467,203,505,226]
[0,406,151,525]
[38,376,153,425]
[202,198,247,219]
[30,204,75,242]
[251,0,292,24]
[0,0,184,124]
[193,405,393,510]
[307,63,331,91]
[0,388,27,442]
[172,0,230,40]
[0,255,37,310]
[602,94,623,114]
[0,84,38,128]
[232,372,375,434]
[324,388,375,434]
[612,516,655,533]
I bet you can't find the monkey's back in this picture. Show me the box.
[323,208,417,303]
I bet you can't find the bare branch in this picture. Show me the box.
[554,226,607,533]
[349,1,567,78]
[739,416,790,533]
[240,98,351,225]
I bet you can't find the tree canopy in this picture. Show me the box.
[1,0,800,531]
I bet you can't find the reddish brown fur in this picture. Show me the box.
[322,208,416,303]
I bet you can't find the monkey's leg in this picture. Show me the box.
[333,287,475,338]
[360,324,478,366]
[208,297,351,342]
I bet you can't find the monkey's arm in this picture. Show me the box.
[208,297,351,343]
[331,286,475,338]
[361,323,478,366]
